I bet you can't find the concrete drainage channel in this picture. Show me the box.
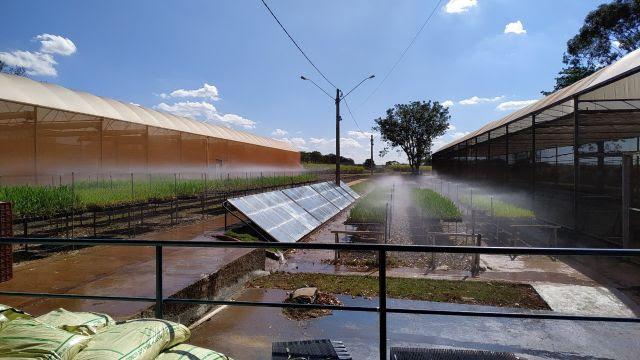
[141,248,267,326]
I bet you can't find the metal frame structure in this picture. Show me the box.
[1,237,640,360]
[433,50,640,246]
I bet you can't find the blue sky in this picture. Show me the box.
[0,0,605,163]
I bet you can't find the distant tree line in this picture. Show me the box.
[300,151,355,165]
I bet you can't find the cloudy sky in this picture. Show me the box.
[0,0,604,163]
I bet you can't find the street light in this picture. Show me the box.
[301,74,375,185]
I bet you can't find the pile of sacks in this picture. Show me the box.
[0,304,232,359]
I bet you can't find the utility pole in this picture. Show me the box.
[301,74,375,186]
[370,134,374,175]
[335,88,342,185]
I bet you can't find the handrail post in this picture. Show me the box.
[155,245,163,319]
[378,248,387,360]
[472,233,482,277]
[334,232,339,262]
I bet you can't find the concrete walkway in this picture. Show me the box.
[533,283,636,317]
[480,254,639,316]
[0,215,251,320]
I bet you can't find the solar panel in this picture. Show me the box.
[282,186,340,223]
[228,190,321,243]
[310,182,352,210]
[335,185,355,200]
[229,181,358,242]
[339,180,360,199]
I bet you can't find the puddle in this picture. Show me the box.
[190,288,640,360]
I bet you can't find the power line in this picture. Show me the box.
[360,0,444,106]
[343,98,363,133]
[259,0,337,89]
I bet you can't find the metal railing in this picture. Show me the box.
[1,237,640,360]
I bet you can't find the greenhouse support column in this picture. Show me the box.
[531,115,536,185]
[505,124,510,182]
[33,107,38,184]
[573,97,580,231]
[487,132,491,179]
[622,154,631,248]
[531,114,537,210]
[99,118,104,174]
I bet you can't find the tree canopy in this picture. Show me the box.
[300,151,355,165]
[0,61,26,77]
[373,100,449,174]
[544,0,640,95]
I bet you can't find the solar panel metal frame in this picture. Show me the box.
[339,180,360,199]
[228,189,321,243]
[310,182,353,210]
[282,185,339,223]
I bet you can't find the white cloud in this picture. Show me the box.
[130,102,141,106]
[0,50,57,76]
[451,131,470,139]
[445,0,477,13]
[276,137,307,150]
[309,137,331,145]
[459,95,504,105]
[161,83,220,101]
[504,20,526,35]
[155,101,256,129]
[442,100,454,108]
[0,33,76,77]
[347,130,375,139]
[341,137,363,148]
[308,137,362,148]
[432,126,470,151]
[271,128,288,136]
[217,113,256,129]
[36,34,77,55]
[496,99,538,111]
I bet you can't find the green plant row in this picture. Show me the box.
[386,164,432,173]
[412,188,462,221]
[302,163,366,173]
[346,186,389,224]
[460,194,534,218]
[0,173,317,217]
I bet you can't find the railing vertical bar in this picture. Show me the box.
[155,245,163,319]
[378,249,387,360]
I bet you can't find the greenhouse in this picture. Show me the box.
[0,73,300,184]
[433,49,640,248]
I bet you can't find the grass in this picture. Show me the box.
[249,272,549,310]
[349,181,371,195]
[386,164,432,173]
[0,173,317,217]
[346,186,389,224]
[302,163,365,174]
[224,225,280,253]
[460,194,534,218]
[225,226,261,242]
[413,188,462,221]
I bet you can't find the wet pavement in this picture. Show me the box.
[0,215,250,319]
[191,288,640,360]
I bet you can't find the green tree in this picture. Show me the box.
[373,100,449,174]
[544,0,640,95]
[0,61,26,77]
[363,158,375,170]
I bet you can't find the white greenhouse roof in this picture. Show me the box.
[0,73,297,152]
[435,48,640,153]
